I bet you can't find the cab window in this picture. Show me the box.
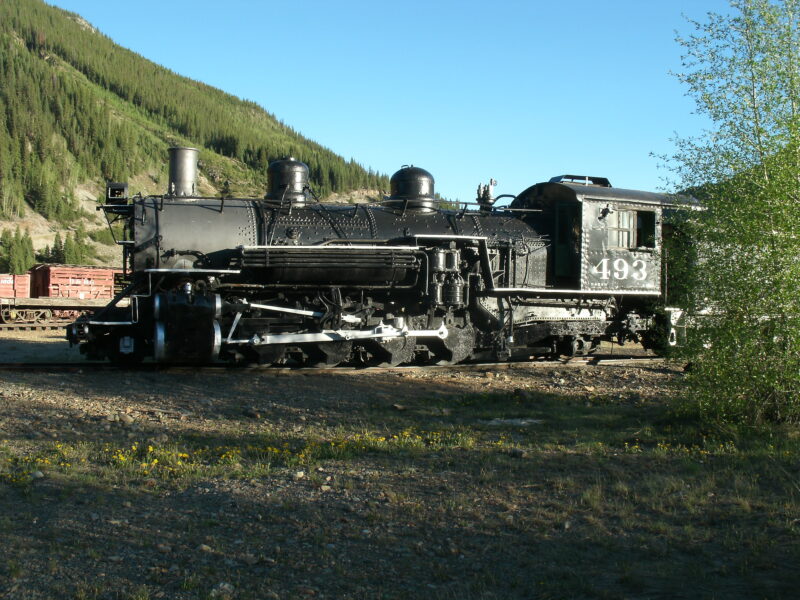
[608,210,656,249]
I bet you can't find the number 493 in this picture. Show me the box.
[593,258,647,281]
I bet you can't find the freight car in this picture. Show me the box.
[0,264,122,324]
[68,147,687,364]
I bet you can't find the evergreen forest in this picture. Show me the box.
[0,0,388,228]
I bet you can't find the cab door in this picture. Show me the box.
[552,201,582,288]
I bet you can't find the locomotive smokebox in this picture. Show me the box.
[266,157,310,205]
[388,166,436,212]
[167,147,199,197]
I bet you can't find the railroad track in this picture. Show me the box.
[0,354,667,373]
[0,322,70,331]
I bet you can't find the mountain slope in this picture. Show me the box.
[0,0,387,232]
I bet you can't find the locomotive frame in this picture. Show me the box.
[68,148,686,365]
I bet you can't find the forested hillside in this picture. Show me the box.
[0,0,387,228]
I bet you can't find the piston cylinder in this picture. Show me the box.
[152,291,221,363]
[443,274,465,306]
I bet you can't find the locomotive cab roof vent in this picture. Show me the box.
[167,147,199,197]
[549,174,612,187]
[387,166,436,212]
[265,157,310,205]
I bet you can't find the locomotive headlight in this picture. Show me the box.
[106,182,128,205]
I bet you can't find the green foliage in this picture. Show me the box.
[0,226,35,274]
[88,225,120,246]
[0,0,388,222]
[64,225,92,264]
[38,231,66,263]
[36,228,92,264]
[668,0,800,424]
[52,232,64,263]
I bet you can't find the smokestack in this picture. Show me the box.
[167,147,199,197]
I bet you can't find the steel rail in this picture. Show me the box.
[0,355,668,373]
[0,323,71,331]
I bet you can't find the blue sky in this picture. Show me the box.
[47,0,732,202]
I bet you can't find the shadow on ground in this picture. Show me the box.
[1,363,798,599]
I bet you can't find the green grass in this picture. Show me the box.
[88,225,122,246]
[3,388,799,497]
[2,385,800,599]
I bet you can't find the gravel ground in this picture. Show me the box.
[7,331,768,600]
[0,329,86,363]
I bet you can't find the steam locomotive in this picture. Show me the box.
[67,147,686,365]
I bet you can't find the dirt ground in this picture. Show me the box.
[0,329,90,363]
[1,331,798,600]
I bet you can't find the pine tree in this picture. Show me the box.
[22,229,35,269]
[63,233,77,265]
[7,226,32,274]
[0,229,12,272]
[52,232,64,263]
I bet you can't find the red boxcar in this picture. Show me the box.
[29,265,120,300]
[0,274,31,298]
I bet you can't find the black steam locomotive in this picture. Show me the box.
[68,147,685,365]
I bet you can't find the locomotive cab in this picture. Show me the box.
[511,177,667,294]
